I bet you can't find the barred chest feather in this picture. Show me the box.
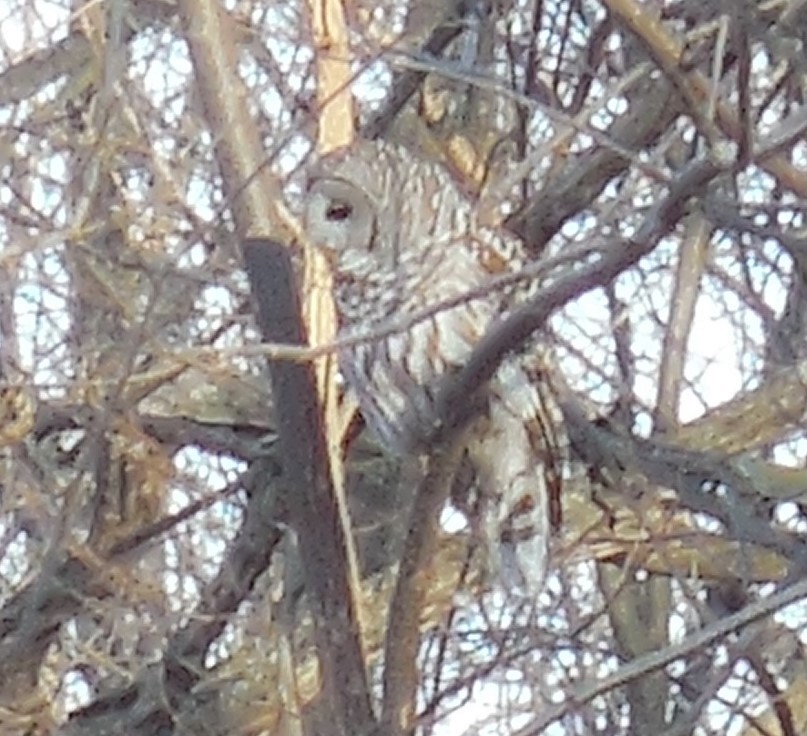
[332,241,517,453]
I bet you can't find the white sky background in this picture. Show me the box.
[1,1,806,734]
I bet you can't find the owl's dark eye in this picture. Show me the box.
[326,201,353,221]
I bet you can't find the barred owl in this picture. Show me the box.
[304,139,560,594]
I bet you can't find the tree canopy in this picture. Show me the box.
[1,1,807,735]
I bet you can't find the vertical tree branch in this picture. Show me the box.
[243,240,376,736]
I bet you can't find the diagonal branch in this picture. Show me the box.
[513,575,807,736]
[362,0,468,141]
[380,441,466,736]
[429,157,722,446]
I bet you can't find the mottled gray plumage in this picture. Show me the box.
[304,139,560,593]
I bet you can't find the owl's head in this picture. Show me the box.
[304,140,464,268]
[303,140,476,321]
[303,142,409,319]
[304,174,378,262]
[304,142,405,262]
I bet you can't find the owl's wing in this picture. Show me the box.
[413,234,557,595]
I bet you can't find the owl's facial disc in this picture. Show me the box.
[305,178,377,266]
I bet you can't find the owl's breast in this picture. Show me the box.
[331,238,515,453]
[337,294,497,453]
[332,261,403,325]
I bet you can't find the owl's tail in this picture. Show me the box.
[468,361,561,597]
